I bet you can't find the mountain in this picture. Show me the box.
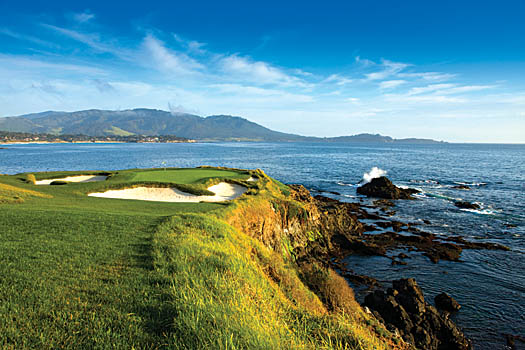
[0,109,445,143]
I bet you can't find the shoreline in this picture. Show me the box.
[0,140,196,145]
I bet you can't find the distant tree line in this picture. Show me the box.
[0,131,193,143]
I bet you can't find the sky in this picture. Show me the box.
[1,0,524,142]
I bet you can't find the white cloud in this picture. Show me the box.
[384,93,466,104]
[173,33,207,54]
[73,11,95,23]
[439,85,494,95]
[209,83,314,103]
[379,80,406,89]
[365,59,410,80]
[398,72,456,82]
[345,97,360,104]
[408,84,456,95]
[0,54,106,76]
[323,74,353,86]
[41,24,130,59]
[218,55,309,87]
[355,56,375,66]
[142,35,204,75]
[0,28,59,48]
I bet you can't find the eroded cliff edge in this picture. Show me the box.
[222,171,476,350]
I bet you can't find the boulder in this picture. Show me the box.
[454,201,480,210]
[364,278,471,350]
[357,176,419,200]
[435,292,461,312]
[452,185,471,190]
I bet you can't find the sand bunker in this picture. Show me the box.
[246,176,259,182]
[88,182,247,203]
[35,175,107,185]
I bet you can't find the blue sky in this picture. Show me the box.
[1,0,524,142]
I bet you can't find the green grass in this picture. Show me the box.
[0,167,396,350]
[131,168,250,184]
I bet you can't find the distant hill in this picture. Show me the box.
[0,109,445,143]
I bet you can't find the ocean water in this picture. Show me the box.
[1,142,524,349]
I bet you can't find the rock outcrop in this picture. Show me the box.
[435,292,461,312]
[365,279,471,350]
[452,185,470,190]
[357,177,419,200]
[454,201,480,210]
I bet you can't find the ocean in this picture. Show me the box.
[1,142,524,349]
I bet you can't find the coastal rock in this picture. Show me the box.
[452,185,471,190]
[454,201,480,210]
[365,278,471,350]
[357,176,419,200]
[435,292,461,312]
[373,199,395,207]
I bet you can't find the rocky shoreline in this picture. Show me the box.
[284,178,510,350]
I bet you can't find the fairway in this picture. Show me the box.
[131,168,249,184]
[0,167,393,350]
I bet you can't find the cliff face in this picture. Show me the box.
[223,176,471,350]
[225,182,363,264]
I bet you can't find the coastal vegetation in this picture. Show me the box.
[0,167,403,349]
[0,131,192,144]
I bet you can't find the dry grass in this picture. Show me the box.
[0,183,52,203]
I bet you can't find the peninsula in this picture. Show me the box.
[0,166,484,350]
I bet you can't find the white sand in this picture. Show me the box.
[35,175,108,185]
[246,176,259,182]
[88,182,247,203]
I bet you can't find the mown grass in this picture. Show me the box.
[131,168,250,184]
[0,167,396,350]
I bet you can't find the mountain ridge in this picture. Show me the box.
[0,109,445,143]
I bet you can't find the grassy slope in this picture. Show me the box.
[0,168,397,349]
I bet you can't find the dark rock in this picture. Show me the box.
[391,259,407,266]
[397,253,410,259]
[454,201,480,210]
[435,292,461,312]
[363,224,378,232]
[373,199,395,207]
[365,278,471,350]
[357,176,419,200]
[452,185,471,190]
[391,221,404,232]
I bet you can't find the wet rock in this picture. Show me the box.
[363,224,378,232]
[373,199,395,207]
[435,292,461,312]
[452,185,471,190]
[391,259,407,266]
[365,278,471,350]
[454,201,480,210]
[397,253,410,259]
[357,176,419,200]
[505,334,525,350]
